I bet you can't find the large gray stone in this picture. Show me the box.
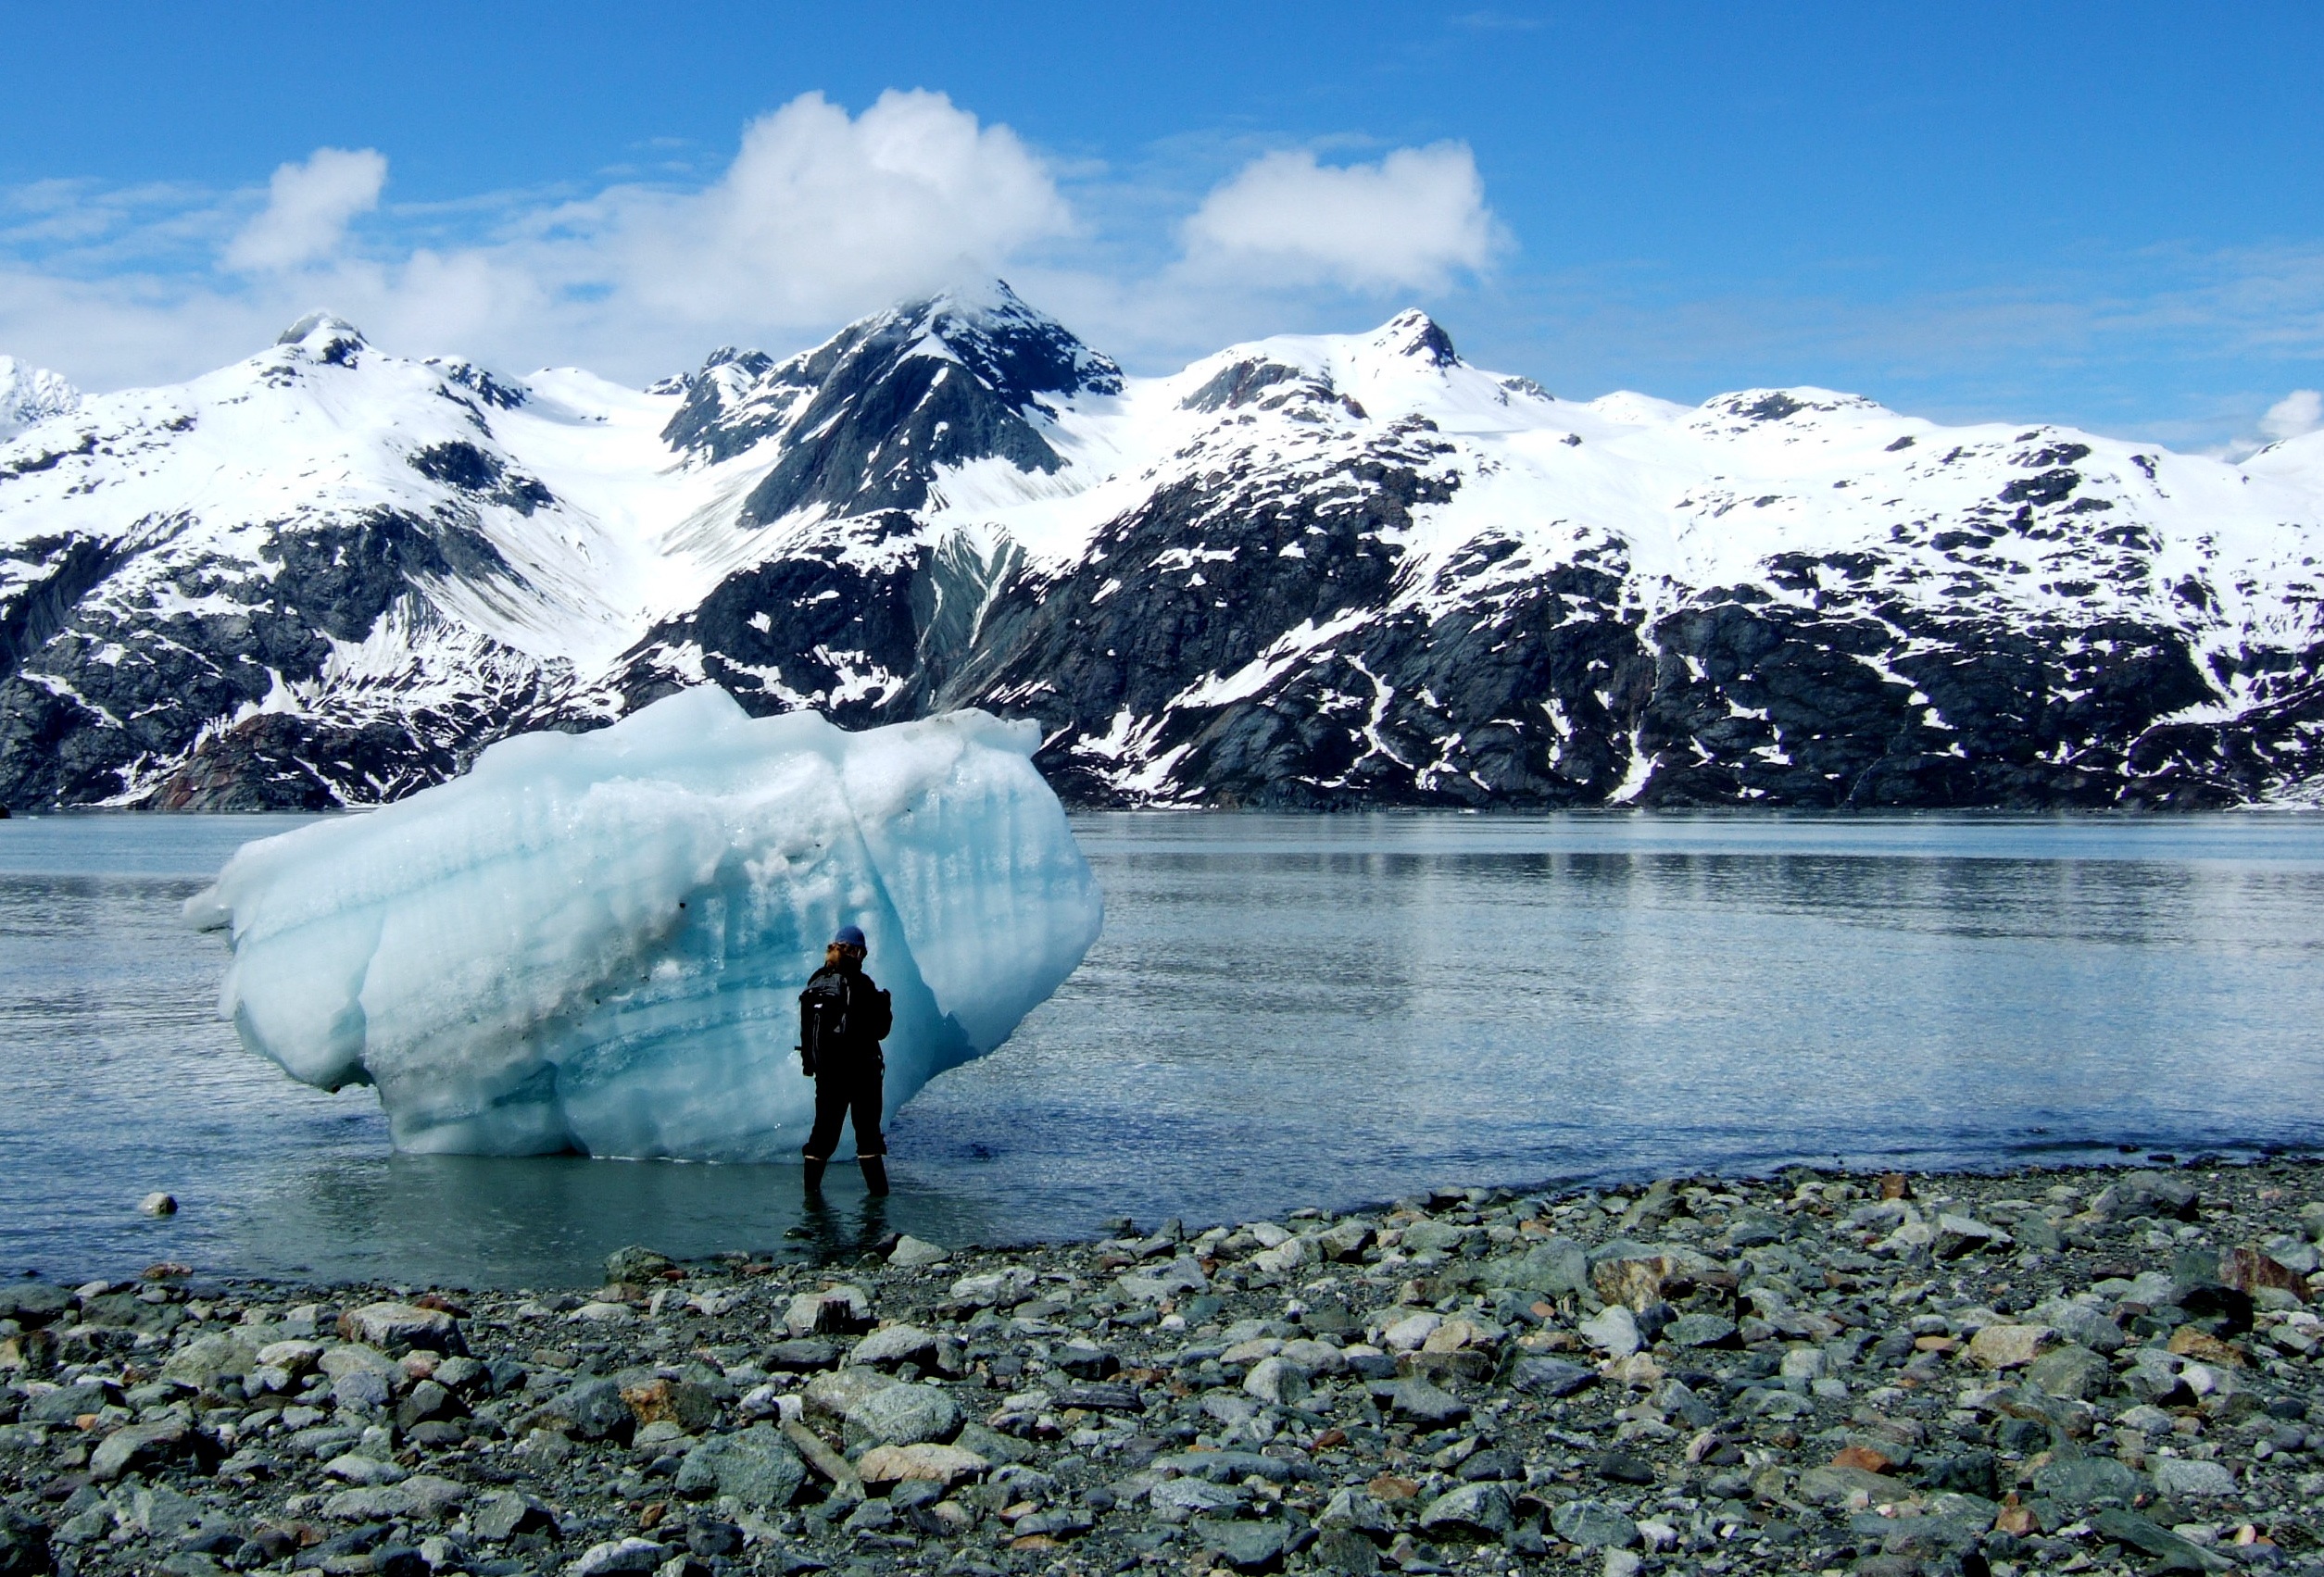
[471,1490,557,1542]
[1549,1500,1639,1549]
[572,1537,675,1576]
[89,1421,189,1482]
[22,1383,109,1423]
[1663,1312,1739,1348]
[1508,1355,1597,1397]
[603,1245,674,1283]
[2150,1458,2240,1498]
[1578,1304,1641,1357]
[2089,1509,2233,1573]
[553,1377,633,1440]
[851,1383,961,1446]
[1376,1377,1468,1425]
[2031,1454,2147,1509]
[2026,1344,2111,1400]
[848,1324,942,1370]
[1417,1483,1514,1540]
[674,1424,806,1508]
[337,1301,462,1355]
[1115,1258,1209,1303]
[1192,1518,1291,1572]
[160,1332,258,1389]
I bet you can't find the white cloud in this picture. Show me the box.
[2261,388,2323,442]
[0,96,1521,392]
[1179,143,1501,291]
[223,147,386,271]
[615,89,1073,326]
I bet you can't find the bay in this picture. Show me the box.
[2,808,2319,1287]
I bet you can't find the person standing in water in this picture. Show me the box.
[798,923,893,1196]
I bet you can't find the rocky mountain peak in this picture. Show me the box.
[0,356,79,439]
[274,311,368,368]
[877,278,1125,403]
[1374,309,1461,369]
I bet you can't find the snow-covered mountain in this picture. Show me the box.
[0,357,78,440]
[5,283,2322,812]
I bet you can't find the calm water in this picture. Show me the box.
[3,810,2321,1288]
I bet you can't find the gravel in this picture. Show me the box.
[6,1157,2324,1577]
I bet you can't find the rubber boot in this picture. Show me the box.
[803,1156,827,1195]
[859,1156,890,1197]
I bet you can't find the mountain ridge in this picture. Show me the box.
[4,283,2321,813]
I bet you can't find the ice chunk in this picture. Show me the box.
[184,687,1103,1160]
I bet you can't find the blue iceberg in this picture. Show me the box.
[185,688,1104,1159]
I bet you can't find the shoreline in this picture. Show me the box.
[6,1157,2324,1577]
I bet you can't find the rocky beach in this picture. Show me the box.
[5,1159,2324,1577]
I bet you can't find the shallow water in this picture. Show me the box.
[3,809,2320,1287]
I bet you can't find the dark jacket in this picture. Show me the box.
[798,964,892,1078]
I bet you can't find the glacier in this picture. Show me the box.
[183,686,1104,1160]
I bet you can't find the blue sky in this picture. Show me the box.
[3,2,2320,450]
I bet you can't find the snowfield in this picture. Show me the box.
[3,285,2320,811]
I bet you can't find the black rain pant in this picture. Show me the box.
[802,1064,885,1159]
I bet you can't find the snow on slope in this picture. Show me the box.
[6,286,2323,812]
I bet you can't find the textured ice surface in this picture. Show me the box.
[184,687,1103,1159]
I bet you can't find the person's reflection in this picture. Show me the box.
[783,1182,892,1261]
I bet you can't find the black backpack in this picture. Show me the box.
[798,970,891,1075]
[798,971,847,1076]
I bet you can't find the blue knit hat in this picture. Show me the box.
[832,923,867,948]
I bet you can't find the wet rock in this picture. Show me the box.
[139,1191,178,1216]
[604,1245,675,1283]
